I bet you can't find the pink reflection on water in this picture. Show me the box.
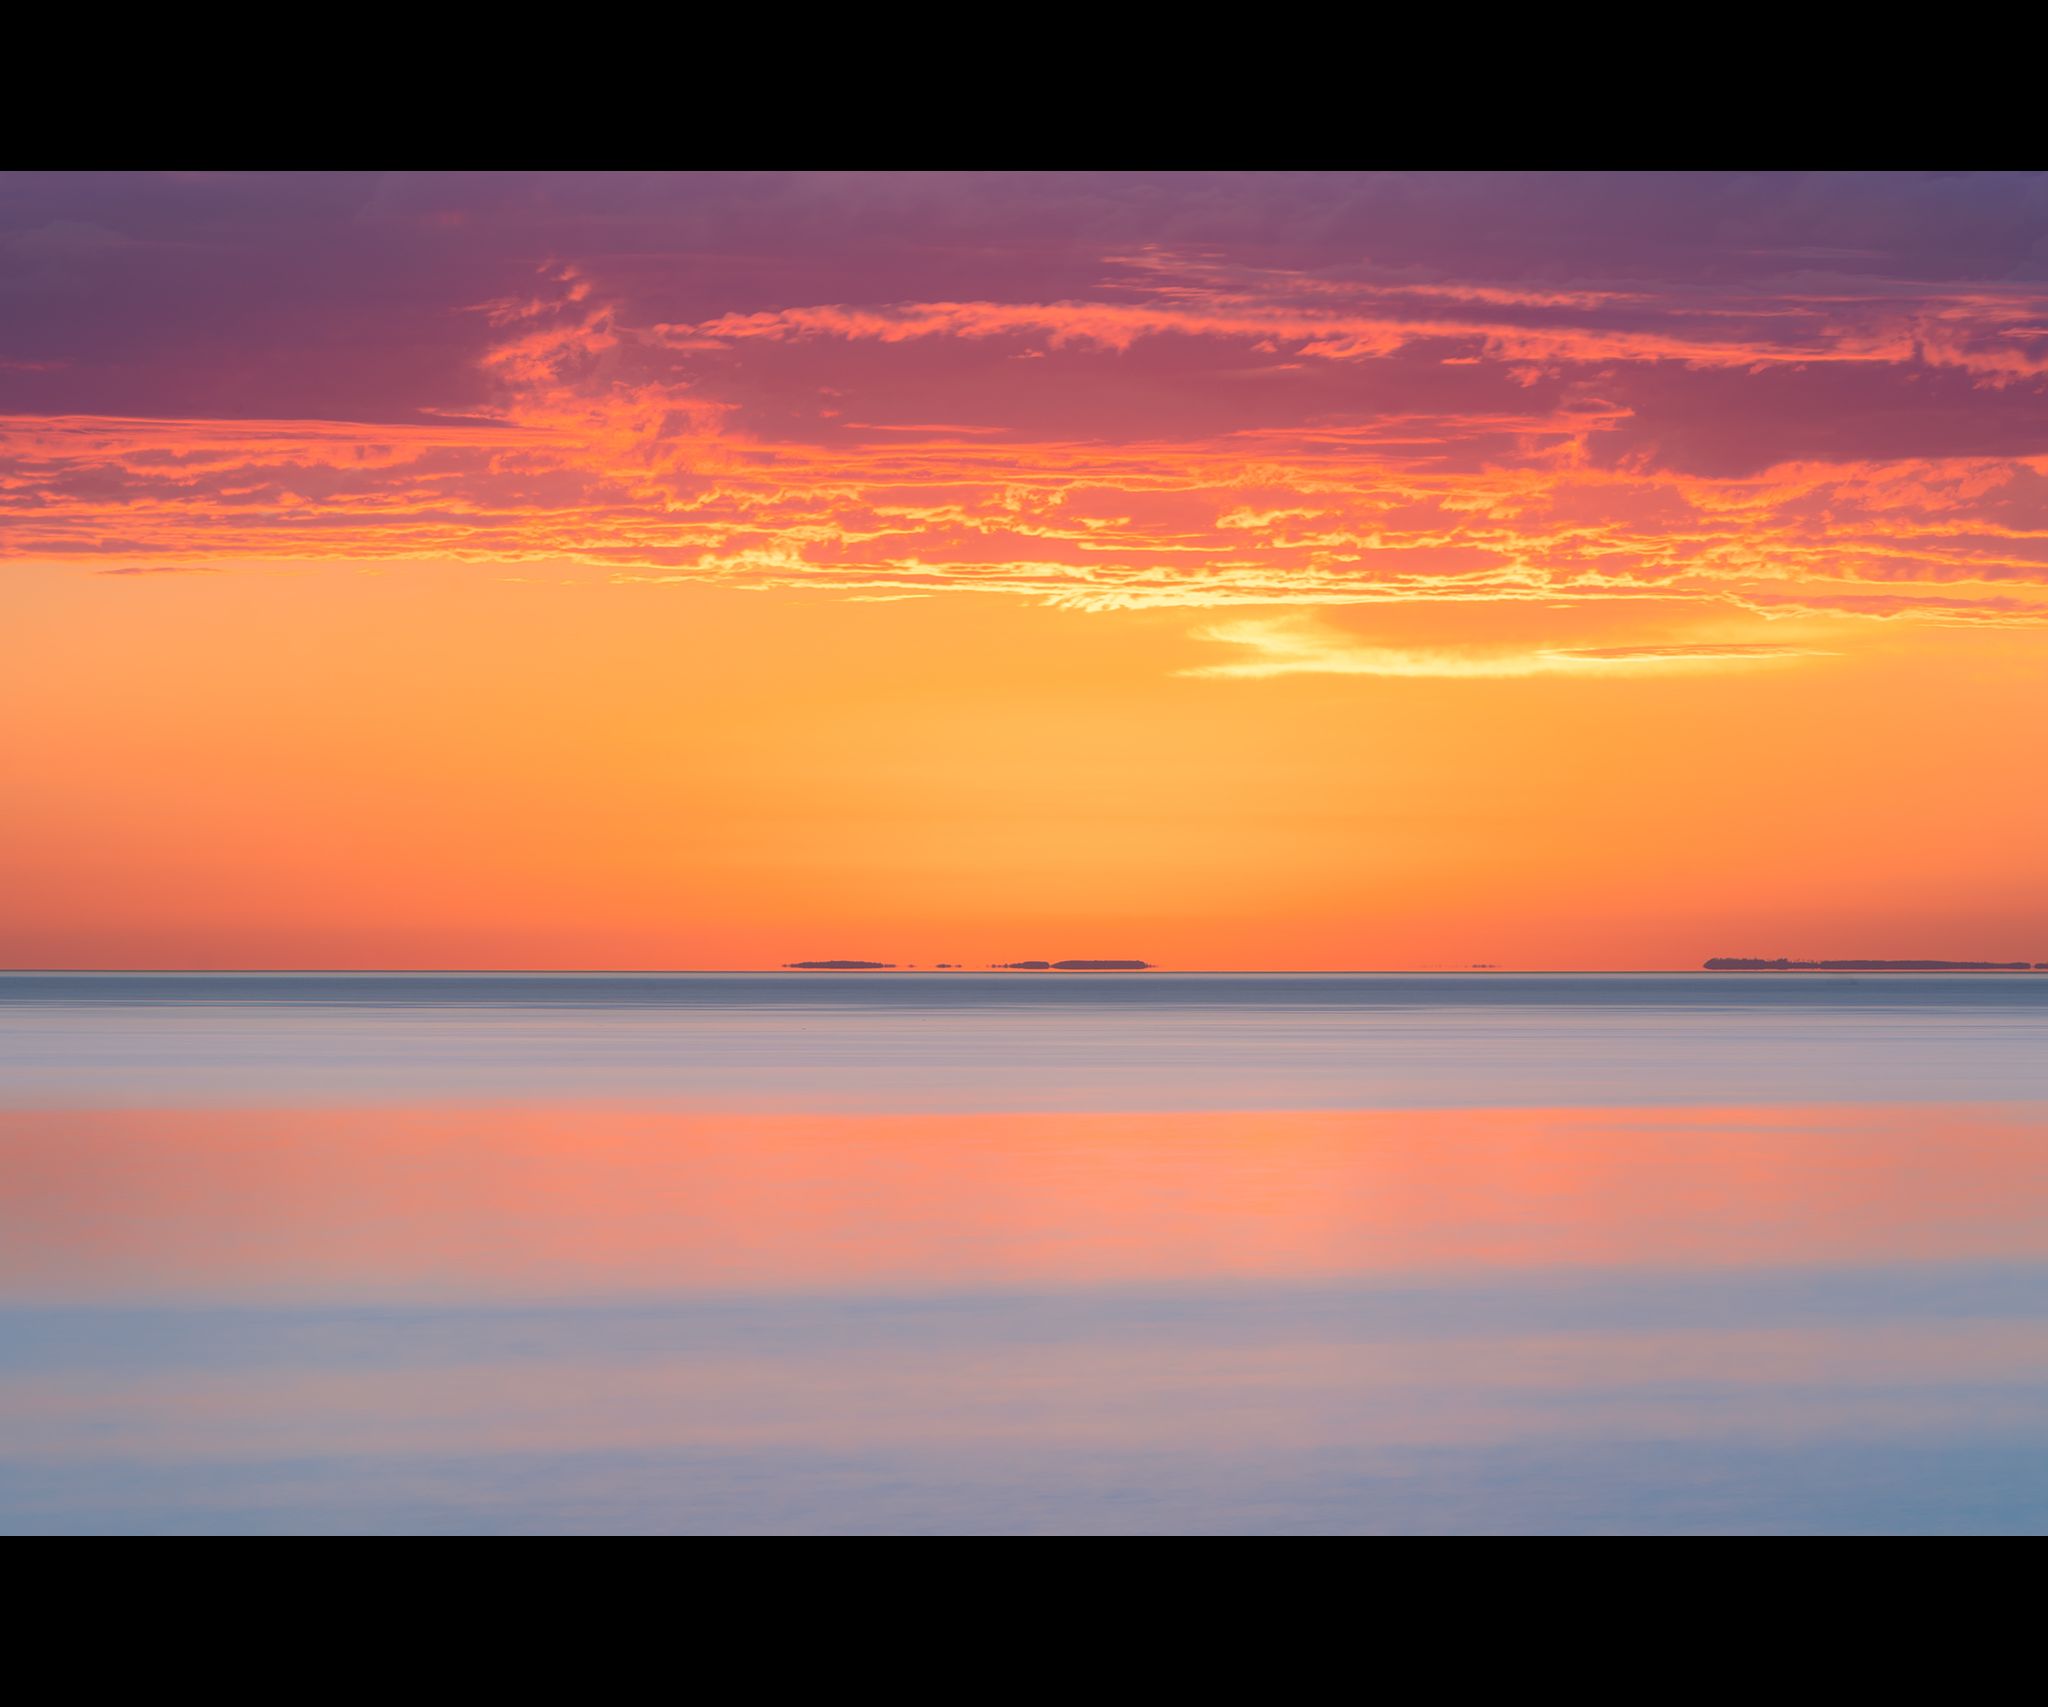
[4,1100,2046,1301]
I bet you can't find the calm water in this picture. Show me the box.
[4,972,2046,1533]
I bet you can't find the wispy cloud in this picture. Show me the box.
[1185,616,1837,679]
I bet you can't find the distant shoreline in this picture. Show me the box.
[1704,958,2043,972]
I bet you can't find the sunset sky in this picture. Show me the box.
[4,171,2046,969]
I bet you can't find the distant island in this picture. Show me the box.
[1706,958,2041,971]
[780,958,1154,971]
[991,959,1154,971]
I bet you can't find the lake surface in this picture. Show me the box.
[4,972,2046,1533]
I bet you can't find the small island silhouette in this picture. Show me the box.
[781,958,1154,971]
[992,960,1153,971]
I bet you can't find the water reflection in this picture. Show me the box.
[4,978,2047,1532]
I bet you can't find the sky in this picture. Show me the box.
[4,171,2047,969]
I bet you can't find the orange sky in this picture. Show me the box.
[4,173,2047,968]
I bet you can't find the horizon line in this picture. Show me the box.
[4,965,2046,977]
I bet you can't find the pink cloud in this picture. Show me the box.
[4,175,2048,633]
